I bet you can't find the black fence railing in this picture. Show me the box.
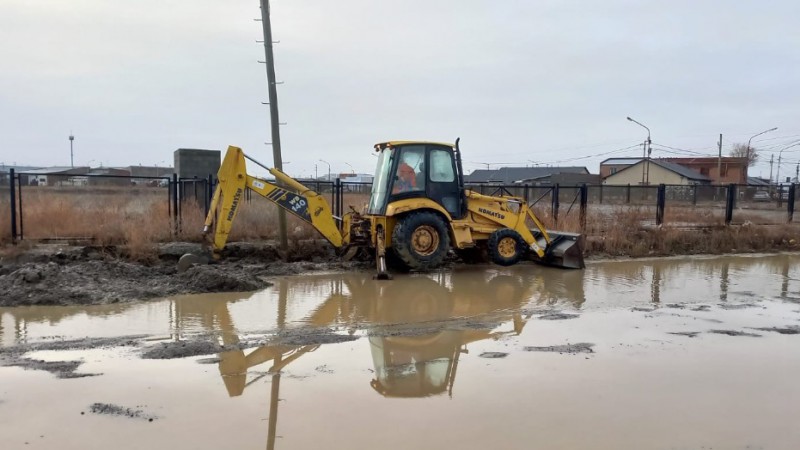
[4,170,798,244]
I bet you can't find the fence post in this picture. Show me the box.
[579,184,588,231]
[523,184,529,204]
[9,168,17,243]
[17,175,23,240]
[725,183,736,225]
[192,176,198,206]
[692,185,698,206]
[339,180,344,218]
[205,173,213,218]
[656,184,666,225]
[551,184,560,225]
[172,173,179,234]
[626,183,631,204]
[788,183,796,223]
[334,178,341,218]
[598,184,603,204]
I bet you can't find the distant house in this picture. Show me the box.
[126,166,174,178]
[518,172,601,186]
[466,166,590,185]
[87,167,132,186]
[599,158,642,179]
[600,156,747,184]
[19,167,90,186]
[747,177,771,187]
[124,166,174,186]
[603,159,711,186]
[661,157,748,184]
[338,173,374,184]
[0,165,42,184]
[337,173,374,193]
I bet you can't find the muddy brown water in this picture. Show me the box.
[1,253,800,449]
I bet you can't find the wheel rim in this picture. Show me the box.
[497,236,518,258]
[411,225,440,256]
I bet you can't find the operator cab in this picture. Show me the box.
[367,141,466,218]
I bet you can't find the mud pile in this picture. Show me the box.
[0,241,366,307]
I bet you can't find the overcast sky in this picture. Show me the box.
[1,0,799,179]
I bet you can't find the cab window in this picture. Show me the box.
[393,146,425,194]
[429,149,455,182]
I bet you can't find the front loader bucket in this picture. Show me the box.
[532,230,585,269]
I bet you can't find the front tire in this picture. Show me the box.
[391,211,450,271]
[487,229,527,266]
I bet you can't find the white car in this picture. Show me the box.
[753,191,770,202]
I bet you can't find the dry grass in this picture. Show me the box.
[0,197,9,246]
[2,186,799,260]
[2,187,171,260]
[529,203,800,257]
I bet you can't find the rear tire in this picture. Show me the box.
[487,229,527,266]
[391,211,450,271]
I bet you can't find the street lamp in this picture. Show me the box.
[345,162,355,174]
[746,127,777,169]
[776,141,800,185]
[69,133,75,168]
[319,159,331,181]
[626,117,651,185]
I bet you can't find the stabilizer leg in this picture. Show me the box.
[373,228,392,280]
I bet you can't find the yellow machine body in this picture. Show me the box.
[204,146,343,250]
[204,142,584,272]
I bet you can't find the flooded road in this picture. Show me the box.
[1,253,800,449]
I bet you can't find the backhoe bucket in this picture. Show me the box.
[532,230,585,269]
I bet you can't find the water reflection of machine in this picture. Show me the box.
[203,267,586,449]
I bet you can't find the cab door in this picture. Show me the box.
[425,145,463,218]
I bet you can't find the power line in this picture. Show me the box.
[650,143,715,157]
[535,143,643,166]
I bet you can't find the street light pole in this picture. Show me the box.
[776,141,800,185]
[319,159,331,181]
[345,162,355,174]
[627,117,651,185]
[69,133,74,168]
[746,127,777,173]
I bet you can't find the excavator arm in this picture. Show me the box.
[204,146,344,252]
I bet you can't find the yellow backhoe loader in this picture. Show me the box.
[203,139,584,277]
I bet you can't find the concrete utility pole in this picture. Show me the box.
[769,154,774,185]
[717,134,722,184]
[627,117,651,185]
[258,0,287,251]
[69,133,74,168]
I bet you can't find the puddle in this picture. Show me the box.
[1,253,800,449]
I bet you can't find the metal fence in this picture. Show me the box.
[4,166,799,244]
[464,182,798,228]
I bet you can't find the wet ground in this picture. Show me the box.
[1,253,800,449]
